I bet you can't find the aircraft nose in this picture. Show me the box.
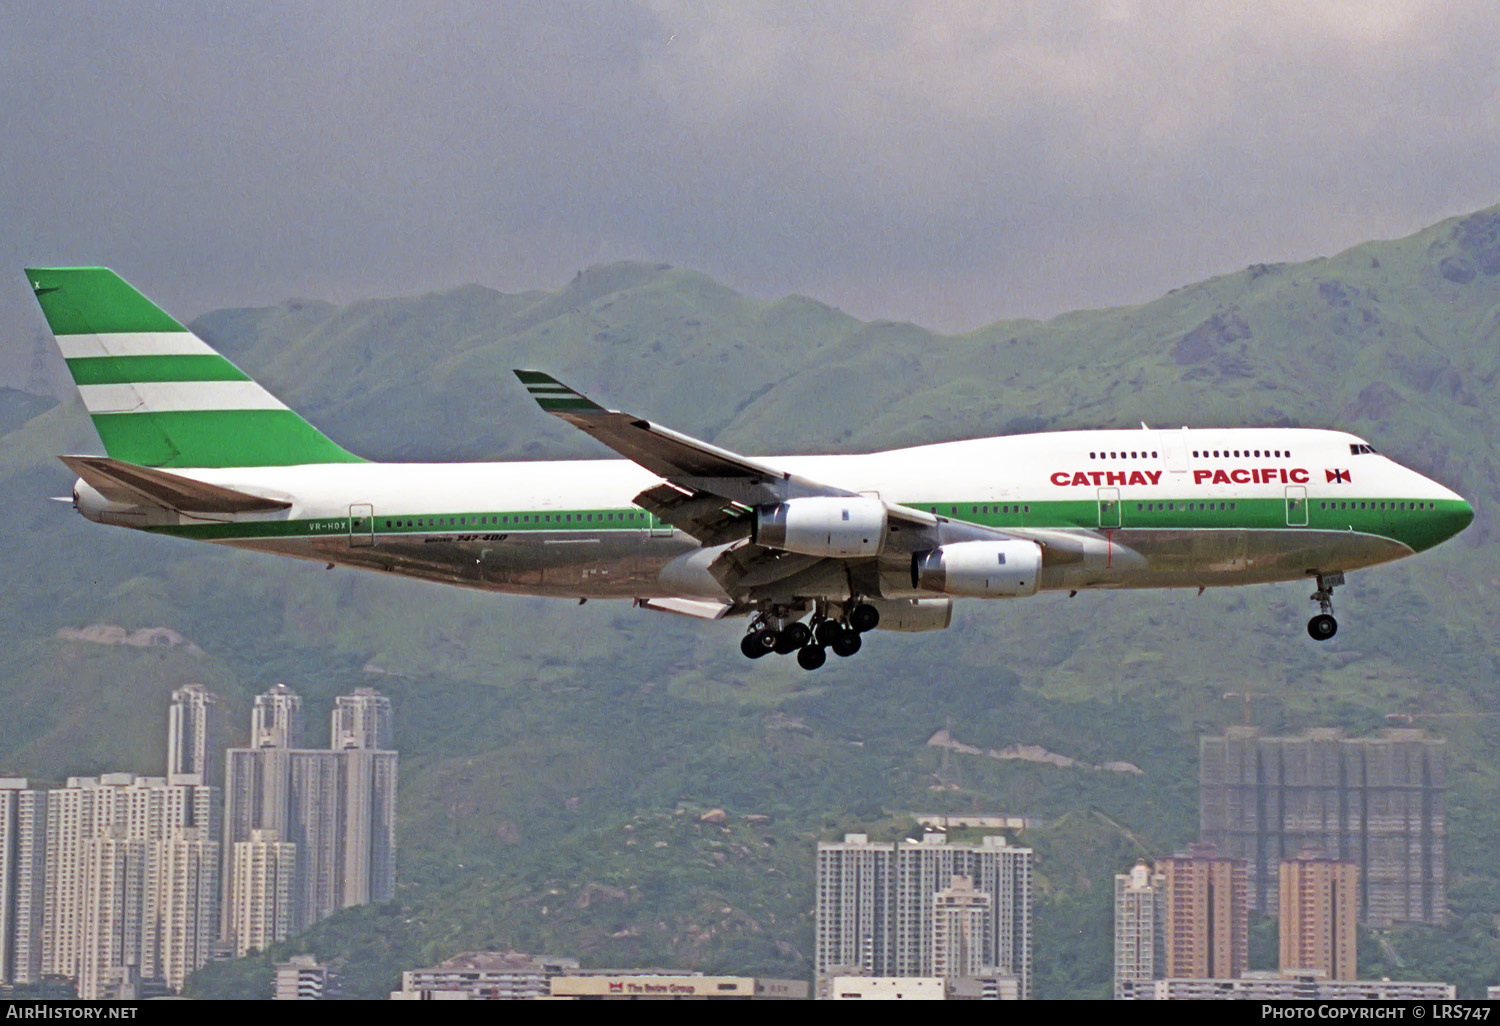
[1449,497,1475,536]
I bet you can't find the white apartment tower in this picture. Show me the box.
[332,689,393,750]
[815,831,1033,998]
[253,684,303,749]
[0,780,47,984]
[77,830,146,1003]
[931,875,992,978]
[167,685,218,787]
[160,829,219,993]
[1114,860,1161,998]
[224,686,397,941]
[42,775,219,999]
[229,830,296,957]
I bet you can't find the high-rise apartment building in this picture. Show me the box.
[1279,850,1357,980]
[931,876,991,979]
[228,830,296,957]
[41,775,219,999]
[253,684,303,749]
[160,828,219,993]
[0,779,46,985]
[1158,843,1248,980]
[223,686,397,940]
[1200,727,1445,925]
[1114,859,1161,998]
[815,832,1032,998]
[76,830,145,1003]
[332,689,393,751]
[166,685,218,787]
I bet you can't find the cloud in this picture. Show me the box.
[2,0,1498,344]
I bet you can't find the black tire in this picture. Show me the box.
[1307,614,1338,641]
[849,603,880,633]
[796,645,827,671]
[814,620,841,647]
[830,627,862,657]
[773,628,802,655]
[781,622,812,650]
[741,632,771,659]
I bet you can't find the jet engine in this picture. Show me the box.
[911,539,1042,597]
[753,496,888,558]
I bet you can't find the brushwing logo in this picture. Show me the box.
[1326,469,1351,484]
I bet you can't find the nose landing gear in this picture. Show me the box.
[1307,572,1344,641]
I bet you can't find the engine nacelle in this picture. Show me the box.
[754,496,888,558]
[911,540,1043,597]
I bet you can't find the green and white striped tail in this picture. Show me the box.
[25,267,361,468]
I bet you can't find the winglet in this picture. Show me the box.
[513,371,608,414]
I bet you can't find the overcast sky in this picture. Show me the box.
[4,0,1499,356]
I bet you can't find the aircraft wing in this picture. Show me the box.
[515,371,854,511]
[514,372,1035,595]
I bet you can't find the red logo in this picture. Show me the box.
[609,982,624,993]
[1326,469,1351,484]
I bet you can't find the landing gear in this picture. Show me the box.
[796,644,827,671]
[776,622,812,654]
[849,603,880,633]
[741,601,876,667]
[1308,614,1338,641]
[1307,572,1343,642]
[740,629,776,659]
[829,626,862,658]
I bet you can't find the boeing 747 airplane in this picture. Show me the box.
[26,267,1473,669]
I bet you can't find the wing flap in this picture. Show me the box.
[634,597,734,620]
[633,482,754,547]
[60,455,292,514]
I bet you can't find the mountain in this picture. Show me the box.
[3,206,1498,998]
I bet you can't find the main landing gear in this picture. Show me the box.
[739,602,881,669]
[1307,572,1344,641]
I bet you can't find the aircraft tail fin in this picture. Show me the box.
[24,267,362,468]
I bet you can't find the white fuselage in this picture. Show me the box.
[76,426,1471,605]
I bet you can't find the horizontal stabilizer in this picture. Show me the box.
[60,455,291,514]
[634,597,733,620]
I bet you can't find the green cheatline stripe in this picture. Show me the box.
[65,355,250,386]
[153,506,666,540]
[90,409,364,467]
[25,267,186,336]
[536,397,600,412]
[514,370,558,384]
[137,496,1469,554]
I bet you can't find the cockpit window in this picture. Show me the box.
[1349,443,1378,455]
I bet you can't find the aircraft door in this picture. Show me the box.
[648,512,674,538]
[1097,488,1121,529]
[349,503,375,547]
[1285,486,1308,527]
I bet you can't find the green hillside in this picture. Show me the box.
[4,206,1499,998]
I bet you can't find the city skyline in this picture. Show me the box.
[0,681,398,999]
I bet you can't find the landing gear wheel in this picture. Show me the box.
[829,627,862,658]
[741,632,773,659]
[813,620,841,647]
[796,644,827,671]
[849,603,880,633]
[776,622,811,654]
[1307,572,1344,642]
[1308,614,1338,641]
